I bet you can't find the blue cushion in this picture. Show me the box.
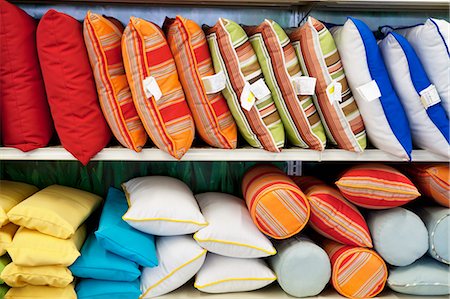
[76,279,141,299]
[95,187,157,267]
[70,234,140,281]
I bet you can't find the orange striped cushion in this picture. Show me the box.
[242,165,310,239]
[323,239,387,298]
[336,164,420,209]
[293,176,372,248]
[406,164,449,207]
[122,17,195,159]
[163,16,237,149]
[84,12,147,152]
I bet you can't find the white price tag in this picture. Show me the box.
[291,76,316,95]
[201,70,226,94]
[356,80,381,102]
[240,82,256,111]
[419,84,441,109]
[250,78,271,100]
[326,80,342,105]
[143,76,162,102]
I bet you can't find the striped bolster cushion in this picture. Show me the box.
[288,17,367,152]
[244,20,326,150]
[122,17,195,159]
[163,16,237,149]
[323,239,387,298]
[204,18,285,152]
[293,176,372,248]
[242,165,310,239]
[84,11,147,152]
[336,164,420,209]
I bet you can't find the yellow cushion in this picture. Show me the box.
[7,226,86,267]
[5,284,76,299]
[1,263,73,287]
[7,185,101,239]
[0,222,19,256]
[0,181,38,227]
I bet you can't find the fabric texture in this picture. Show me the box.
[242,165,310,239]
[0,1,53,152]
[204,18,285,152]
[0,180,38,227]
[0,223,18,256]
[288,17,366,152]
[163,16,237,149]
[0,255,11,284]
[0,263,73,288]
[37,9,111,165]
[5,284,76,299]
[122,17,194,159]
[84,11,147,152]
[76,279,141,299]
[244,19,326,150]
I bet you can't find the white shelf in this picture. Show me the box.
[0,147,447,162]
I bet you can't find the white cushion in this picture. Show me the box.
[194,253,276,293]
[122,176,207,236]
[140,235,206,298]
[194,192,276,258]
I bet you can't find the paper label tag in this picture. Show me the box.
[326,81,342,105]
[250,78,271,100]
[143,76,162,102]
[356,80,381,102]
[201,70,226,94]
[291,76,317,95]
[240,82,256,111]
[419,84,441,109]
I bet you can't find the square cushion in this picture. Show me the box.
[288,17,367,152]
[37,9,111,165]
[323,239,387,298]
[0,255,11,284]
[122,176,207,236]
[194,253,276,293]
[204,18,285,152]
[163,16,237,149]
[122,17,194,159]
[76,279,141,299]
[194,192,276,258]
[95,187,157,267]
[0,1,53,152]
[7,185,102,239]
[84,11,147,152]
[1,263,73,288]
[0,180,38,227]
[0,223,18,256]
[244,19,326,150]
[331,18,412,160]
[5,284,76,299]
[7,226,86,267]
[336,164,420,209]
[70,234,140,281]
[140,235,206,298]
[380,32,449,158]
[242,165,310,239]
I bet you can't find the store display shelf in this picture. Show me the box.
[0,146,447,162]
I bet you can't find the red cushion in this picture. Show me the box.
[0,1,53,151]
[37,9,111,165]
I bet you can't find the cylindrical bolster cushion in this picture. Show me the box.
[367,207,428,266]
[323,239,387,298]
[270,236,331,297]
[242,165,310,239]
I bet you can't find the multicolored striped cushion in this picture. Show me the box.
[336,164,420,209]
[288,17,367,152]
[122,17,195,159]
[84,11,147,152]
[244,20,326,150]
[163,16,237,149]
[293,176,372,248]
[323,239,387,298]
[242,165,310,239]
[204,18,285,152]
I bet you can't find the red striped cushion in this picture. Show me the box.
[336,164,420,209]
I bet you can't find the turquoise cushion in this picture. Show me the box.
[70,234,140,281]
[95,187,157,267]
[76,279,141,299]
[388,256,450,295]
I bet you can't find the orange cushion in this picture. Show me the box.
[122,17,195,159]
[406,164,449,207]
